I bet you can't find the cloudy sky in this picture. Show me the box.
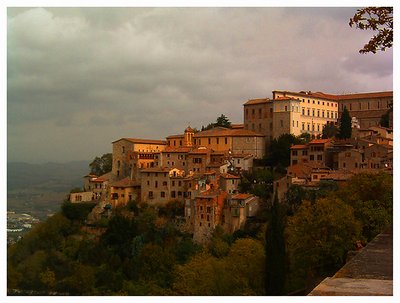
[7,6,393,164]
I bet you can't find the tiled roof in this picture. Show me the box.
[194,127,264,137]
[309,139,331,144]
[273,90,392,101]
[110,177,140,187]
[112,138,167,145]
[166,134,184,139]
[291,144,308,150]
[189,147,211,154]
[220,173,240,179]
[336,91,393,100]
[243,98,271,105]
[231,124,244,129]
[231,193,253,200]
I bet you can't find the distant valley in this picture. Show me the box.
[7,161,90,219]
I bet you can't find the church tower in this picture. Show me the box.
[184,126,194,147]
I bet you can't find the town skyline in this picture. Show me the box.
[7,7,393,164]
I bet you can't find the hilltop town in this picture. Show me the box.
[69,89,393,244]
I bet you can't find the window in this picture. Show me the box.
[161,192,165,198]
[148,191,154,199]
[171,191,176,198]
[302,122,305,130]
[285,106,288,111]
[163,181,167,186]
[312,109,315,116]
[122,146,125,154]
[172,180,175,186]
[310,155,315,161]
[147,180,150,186]
[208,138,211,144]
[155,181,158,188]
[178,181,182,186]
[302,150,308,156]
[292,150,298,156]
[207,206,211,213]
[225,137,228,144]
[259,108,262,118]
[216,138,219,144]
[307,109,310,116]
[317,155,323,160]
[317,110,320,117]
[292,160,298,165]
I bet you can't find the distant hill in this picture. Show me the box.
[7,161,91,217]
[7,160,90,191]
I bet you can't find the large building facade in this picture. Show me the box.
[244,90,392,147]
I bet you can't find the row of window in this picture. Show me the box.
[301,108,337,119]
[148,190,187,199]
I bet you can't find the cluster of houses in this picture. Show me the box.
[69,89,393,243]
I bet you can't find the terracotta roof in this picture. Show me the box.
[231,193,253,200]
[231,124,244,129]
[112,138,167,145]
[336,91,393,100]
[166,134,184,139]
[189,147,212,154]
[243,98,271,105]
[194,127,264,137]
[110,177,140,188]
[291,144,308,150]
[220,173,240,179]
[162,147,191,153]
[309,139,331,144]
[273,90,392,102]
[275,96,294,101]
[197,189,225,198]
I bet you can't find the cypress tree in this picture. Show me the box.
[265,194,287,295]
[337,106,352,139]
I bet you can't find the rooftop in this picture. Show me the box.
[243,98,271,105]
[112,138,167,145]
[194,126,264,138]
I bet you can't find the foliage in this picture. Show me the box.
[158,199,185,219]
[379,109,391,128]
[297,132,311,143]
[61,201,96,222]
[201,114,231,130]
[322,123,339,139]
[268,133,302,168]
[349,7,393,54]
[89,153,112,176]
[173,238,265,295]
[286,198,361,284]
[265,196,286,295]
[337,106,352,139]
[337,172,392,241]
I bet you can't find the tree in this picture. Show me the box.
[89,153,112,176]
[337,106,352,139]
[286,198,361,286]
[349,7,393,54]
[215,114,231,128]
[268,133,301,168]
[337,172,392,241]
[379,108,391,128]
[265,195,286,295]
[322,123,339,139]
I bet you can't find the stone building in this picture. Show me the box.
[223,193,259,234]
[218,173,241,194]
[336,91,393,129]
[109,177,141,207]
[111,138,167,180]
[193,189,228,244]
[140,167,172,205]
[244,91,339,146]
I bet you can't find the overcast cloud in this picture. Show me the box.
[7,7,393,163]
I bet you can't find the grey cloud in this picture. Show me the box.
[7,7,393,163]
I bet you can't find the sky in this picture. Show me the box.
[7,6,393,164]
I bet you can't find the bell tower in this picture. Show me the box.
[184,126,194,147]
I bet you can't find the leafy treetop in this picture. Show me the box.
[349,7,393,54]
